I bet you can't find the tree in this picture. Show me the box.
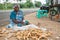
[26,0,31,2]
[19,0,21,1]
[20,3,25,8]
[4,0,8,9]
[7,3,13,9]
[24,0,33,8]
[0,4,4,10]
[17,0,21,3]
[35,1,42,7]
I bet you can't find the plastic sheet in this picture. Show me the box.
[13,24,39,31]
[36,10,48,19]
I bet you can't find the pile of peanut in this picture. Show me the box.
[0,27,52,40]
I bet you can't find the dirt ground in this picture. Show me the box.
[0,12,60,40]
[25,12,60,40]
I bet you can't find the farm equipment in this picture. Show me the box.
[46,0,60,22]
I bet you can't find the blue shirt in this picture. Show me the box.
[10,10,24,20]
[10,10,24,26]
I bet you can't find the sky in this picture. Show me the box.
[0,0,46,4]
[38,0,46,4]
[32,0,46,4]
[21,0,46,4]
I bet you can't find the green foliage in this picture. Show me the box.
[26,0,30,2]
[20,3,25,8]
[0,0,42,10]
[44,3,49,6]
[35,1,42,7]
[24,0,33,8]
[0,3,13,10]
[0,4,4,9]
[7,3,13,9]
[19,0,21,1]
[24,2,33,8]
[6,0,8,2]
[20,0,34,8]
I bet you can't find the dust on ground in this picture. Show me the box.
[25,12,60,40]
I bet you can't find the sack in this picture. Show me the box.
[13,24,39,31]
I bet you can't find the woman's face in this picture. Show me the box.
[14,7,19,12]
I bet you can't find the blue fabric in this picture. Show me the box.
[36,9,48,19]
[36,10,44,18]
[10,11,16,19]
[10,10,24,27]
[10,10,24,20]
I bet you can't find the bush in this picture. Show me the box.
[35,1,42,7]
[0,1,42,10]
[0,4,4,9]
[20,0,34,8]
[0,3,14,10]
[7,3,13,9]
[20,3,25,8]
[24,2,33,8]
